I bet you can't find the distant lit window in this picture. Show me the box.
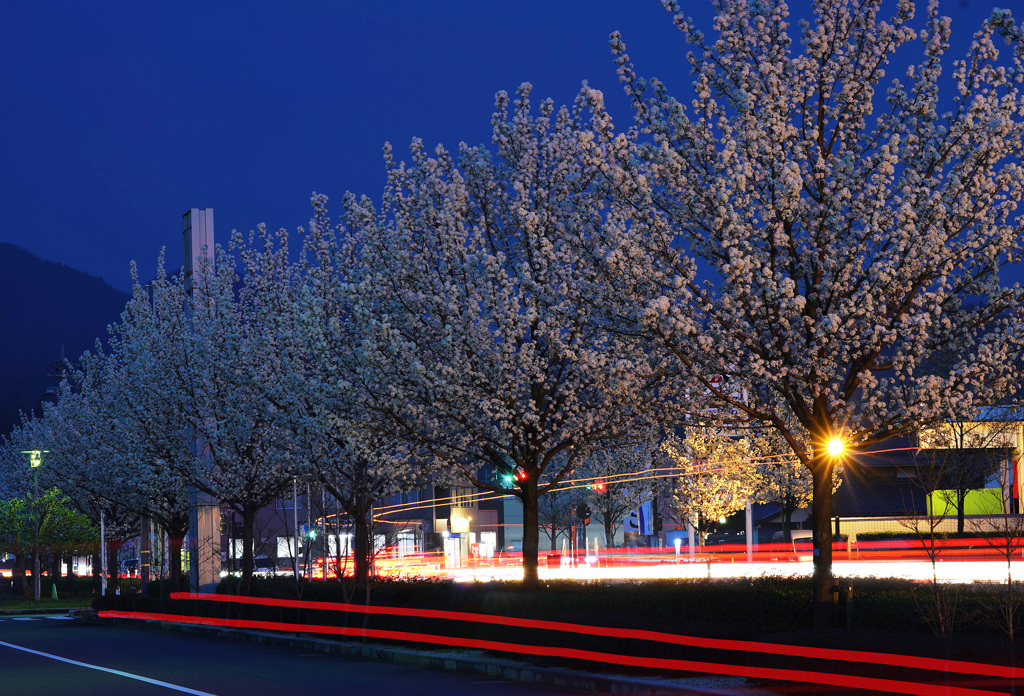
[276,537,297,558]
[452,487,475,508]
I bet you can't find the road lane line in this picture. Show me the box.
[0,640,217,695]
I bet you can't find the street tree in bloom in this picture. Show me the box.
[576,444,660,548]
[584,0,1024,622]
[129,240,304,590]
[0,421,43,502]
[279,197,438,591]
[352,86,649,588]
[743,426,834,544]
[662,429,754,546]
[751,452,814,545]
[28,379,146,586]
[2,413,139,588]
[44,301,196,588]
[187,235,308,589]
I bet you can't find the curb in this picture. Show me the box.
[97,615,773,695]
[0,607,83,617]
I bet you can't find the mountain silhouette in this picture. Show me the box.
[0,243,129,437]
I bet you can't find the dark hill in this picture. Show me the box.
[0,243,129,436]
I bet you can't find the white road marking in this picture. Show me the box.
[0,640,218,695]
[11,617,36,621]
[44,616,74,620]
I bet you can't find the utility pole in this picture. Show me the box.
[293,478,299,579]
[183,208,221,593]
[100,510,107,596]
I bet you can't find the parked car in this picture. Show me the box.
[769,529,813,561]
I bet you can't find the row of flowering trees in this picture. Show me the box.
[1,1,1022,624]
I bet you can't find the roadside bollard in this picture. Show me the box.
[838,584,853,628]
[832,583,853,628]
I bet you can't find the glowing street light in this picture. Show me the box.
[24,450,44,469]
[827,437,845,458]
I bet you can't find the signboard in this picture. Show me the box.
[625,502,654,536]
[624,510,639,533]
[639,501,653,536]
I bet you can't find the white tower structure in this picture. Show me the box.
[183,208,221,592]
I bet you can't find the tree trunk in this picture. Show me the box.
[810,456,835,629]
[241,508,256,594]
[957,489,966,534]
[168,531,185,591]
[783,508,793,544]
[352,507,371,591]
[604,513,614,550]
[107,543,120,594]
[92,549,102,593]
[17,552,30,601]
[521,478,540,591]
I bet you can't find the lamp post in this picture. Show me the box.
[22,450,46,602]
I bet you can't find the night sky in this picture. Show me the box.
[0,1,1001,291]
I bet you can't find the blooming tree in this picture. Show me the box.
[584,0,1024,622]
[120,240,305,590]
[3,411,139,588]
[278,197,438,590]
[44,309,197,588]
[662,429,754,545]
[351,86,649,588]
[742,426,835,544]
[576,444,660,548]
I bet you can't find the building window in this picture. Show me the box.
[328,534,352,557]
[451,486,475,508]
[228,539,244,559]
[277,537,299,558]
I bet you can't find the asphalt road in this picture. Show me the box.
[0,613,590,696]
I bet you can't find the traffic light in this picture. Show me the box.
[575,503,591,525]
[500,467,526,486]
[654,516,663,534]
[593,479,606,494]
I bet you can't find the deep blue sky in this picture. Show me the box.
[0,1,998,291]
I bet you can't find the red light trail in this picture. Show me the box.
[97,592,1020,695]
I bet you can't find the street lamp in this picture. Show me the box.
[21,450,47,602]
